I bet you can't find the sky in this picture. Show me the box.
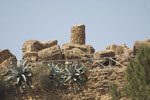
[0,0,150,59]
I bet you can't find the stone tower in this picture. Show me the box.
[70,24,85,45]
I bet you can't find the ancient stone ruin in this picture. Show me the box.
[22,24,95,61]
[22,40,62,62]
[0,24,150,100]
[70,24,85,45]
[1,24,148,66]
[62,24,95,59]
[62,24,94,59]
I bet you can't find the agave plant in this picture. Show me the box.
[48,63,68,89]
[47,62,88,94]
[65,62,87,94]
[4,60,32,88]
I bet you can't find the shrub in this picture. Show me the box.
[125,46,150,100]
[110,83,120,100]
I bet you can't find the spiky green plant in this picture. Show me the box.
[65,62,87,94]
[48,63,68,89]
[47,62,88,93]
[4,60,32,88]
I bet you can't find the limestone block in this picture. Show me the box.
[38,45,62,60]
[70,24,85,45]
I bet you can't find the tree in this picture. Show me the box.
[125,46,150,100]
[110,83,120,100]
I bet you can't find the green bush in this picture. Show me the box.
[125,46,150,100]
[110,83,120,100]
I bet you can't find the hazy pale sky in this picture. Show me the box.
[0,0,150,59]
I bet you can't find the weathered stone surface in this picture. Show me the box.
[62,43,95,54]
[86,45,95,54]
[123,48,133,56]
[38,45,62,60]
[134,40,150,55]
[82,66,126,100]
[22,52,38,62]
[41,40,57,49]
[106,44,134,57]
[22,40,43,52]
[105,45,134,65]
[106,44,124,55]
[70,24,85,45]
[0,49,17,67]
[63,48,87,59]
[62,43,95,59]
[94,50,115,59]
[22,40,59,61]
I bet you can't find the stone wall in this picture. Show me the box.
[17,64,127,100]
[106,44,133,57]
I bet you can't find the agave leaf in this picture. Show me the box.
[65,65,70,72]
[80,71,85,75]
[26,73,32,77]
[74,63,78,70]
[68,65,74,74]
[16,77,20,84]
[65,76,71,82]
[55,64,59,68]
[49,63,54,67]
[50,66,56,74]
[21,74,27,82]
[22,60,28,66]
[8,67,18,74]
[73,78,77,81]
[75,73,80,76]
[5,75,15,81]
[23,65,30,72]
[47,63,52,69]
[16,67,22,74]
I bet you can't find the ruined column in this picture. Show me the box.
[70,24,85,45]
